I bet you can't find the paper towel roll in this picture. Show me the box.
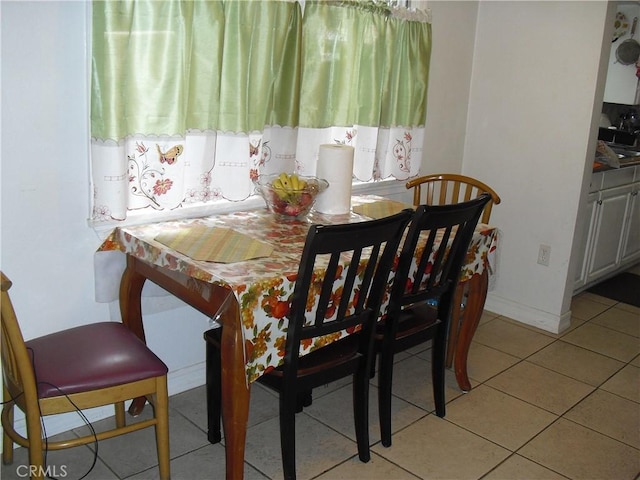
[315,144,354,214]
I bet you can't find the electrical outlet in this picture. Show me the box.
[538,244,551,266]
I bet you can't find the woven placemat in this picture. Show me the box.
[155,226,273,263]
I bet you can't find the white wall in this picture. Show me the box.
[464,1,611,332]
[420,1,479,174]
[0,0,611,438]
[1,1,101,340]
[419,1,612,332]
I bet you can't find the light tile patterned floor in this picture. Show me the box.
[2,292,639,479]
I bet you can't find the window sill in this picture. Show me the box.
[89,178,408,238]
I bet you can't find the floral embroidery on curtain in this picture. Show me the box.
[90,0,432,225]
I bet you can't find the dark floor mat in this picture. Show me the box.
[586,272,640,307]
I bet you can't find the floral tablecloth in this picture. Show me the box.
[98,195,498,382]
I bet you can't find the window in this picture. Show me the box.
[90,0,432,226]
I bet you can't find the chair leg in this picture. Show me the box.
[1,405,14,464]
[279,392,298,480]
[2,385,15,465]
[295,389,312,412]
[154,378,171,480]
[377,347,395,448]
[24,403,44,480]
[446,282,466,368]
[432,324,447,418]
[369,350,377,378]
[115,401,126,428]
[205,334,223,444]
[353,367,371,463]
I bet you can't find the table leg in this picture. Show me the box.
[118,254,251,478]
[446,281,466,369]
[453,270,489,392]
[219,300,251,480]
[119,255,149,416]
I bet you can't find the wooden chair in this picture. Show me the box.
[406,173,501,371]
[406,173,501,224]
[204,210,413,480]
[1,272,170,480]
[375,194,491,447]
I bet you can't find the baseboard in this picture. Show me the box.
[166,362,207,397]
[484,293,572,334]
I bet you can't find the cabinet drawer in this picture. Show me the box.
[602,168,635,189]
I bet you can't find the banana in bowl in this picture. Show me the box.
[254,173,329,219]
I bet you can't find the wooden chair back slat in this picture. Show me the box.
[406,173,501,224]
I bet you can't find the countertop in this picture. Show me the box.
[593,157,640,172]
[593,145,640,172]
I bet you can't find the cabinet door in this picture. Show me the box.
[587,185,632,281]
[621,183,640,263]
[574,192,599,289]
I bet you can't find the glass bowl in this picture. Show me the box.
[254,173,329,219]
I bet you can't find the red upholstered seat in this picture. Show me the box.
[26,322,168,399]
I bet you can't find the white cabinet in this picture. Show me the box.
[574,192,598,289]
[621,182,640,262]
[587,184,632,281]
[574,167,640,292]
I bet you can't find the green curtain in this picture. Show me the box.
[381,10,431,127]
[217,0,301,132]
[299,1,431,129]
[91,0,301,140]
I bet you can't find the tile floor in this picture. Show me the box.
[2,290,639,479]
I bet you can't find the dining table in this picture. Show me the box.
[97,195,498,480]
